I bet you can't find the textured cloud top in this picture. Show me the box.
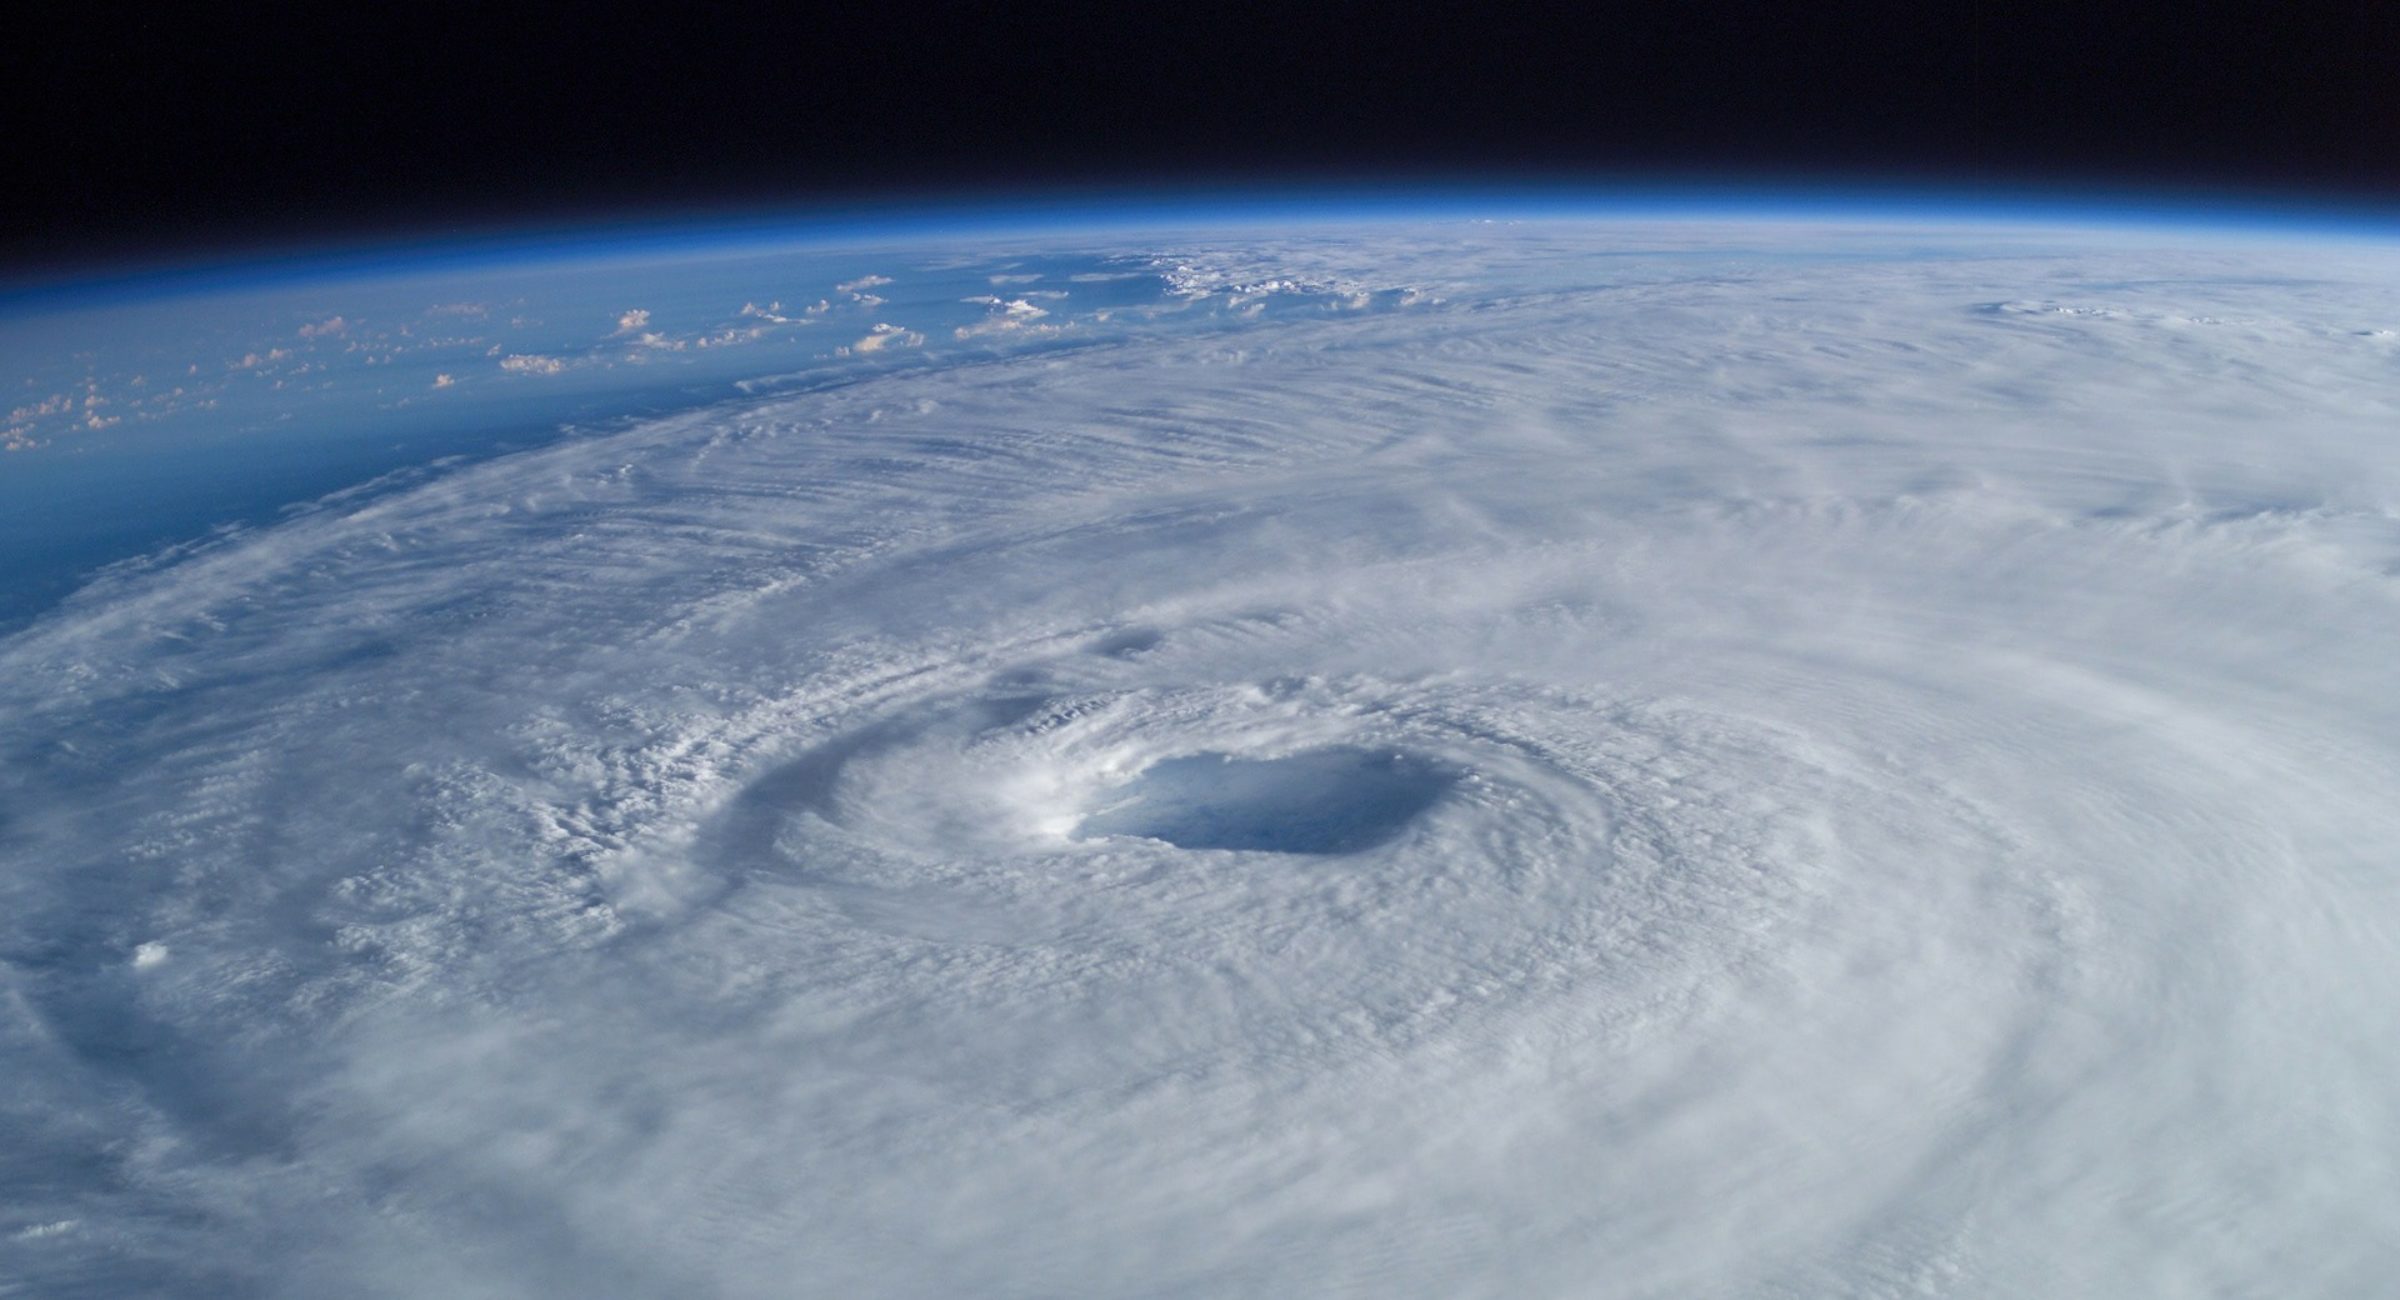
[5,220,2400,1297]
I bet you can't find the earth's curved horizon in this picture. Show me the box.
[4,194,2398,1296]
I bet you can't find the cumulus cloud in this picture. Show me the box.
[952,296,1060,341]
[8,393,71,423]
[498,354,569,375]
[833,273,892,293]
[838,322,925,355]
[232,347,292,370]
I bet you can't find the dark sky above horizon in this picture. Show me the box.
[9,1,2398,271]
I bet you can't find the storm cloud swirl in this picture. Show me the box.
[5,222,2400,1297]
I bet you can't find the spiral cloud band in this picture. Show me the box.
[4,221,2399,1296]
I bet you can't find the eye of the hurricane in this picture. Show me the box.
[1074,747,1457,854]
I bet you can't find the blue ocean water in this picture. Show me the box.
[0,237,1183,632]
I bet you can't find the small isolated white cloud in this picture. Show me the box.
[693,325,773,349]
[500,354,570,376]
[804,299,832,316]
[837,323,925,356]
[233,348,292,371]
[953,297,1059,341]
[425,301,491,318]
[432,373,457,389]
[614,309,651,334]
[298,315,349,339]
[9,393,71,422]
[132,941,169,969]
[989,273,1042,285]
[834,274,893,294]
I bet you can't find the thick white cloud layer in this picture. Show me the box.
[5,221,2400,1297]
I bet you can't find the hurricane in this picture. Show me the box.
[4,214,2398,1296]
